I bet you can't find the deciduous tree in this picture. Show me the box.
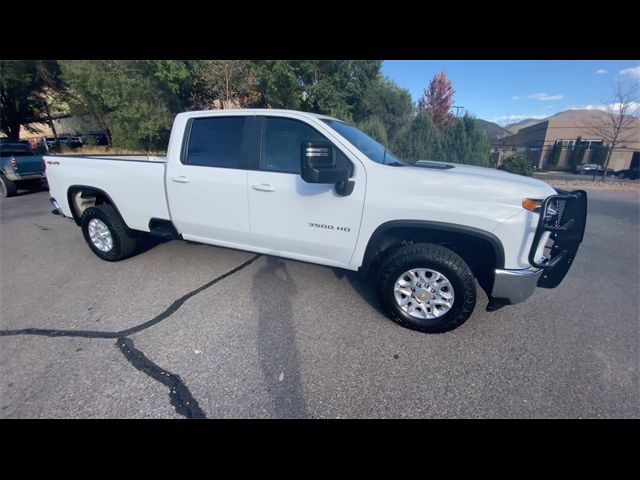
[60,60,189,150]
[0,60,49,140]
[188,60,261,109]
[584,79,639,180]
[418,71,456,130]
[361,78,414,144]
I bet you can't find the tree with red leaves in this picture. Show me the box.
[418,71,456,130]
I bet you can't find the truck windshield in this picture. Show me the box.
[322,119,404,166]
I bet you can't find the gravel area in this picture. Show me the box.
[543,179,640,192]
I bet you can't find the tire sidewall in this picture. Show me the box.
[81,207,126,261]
[0,174,16,198]
[379,250,475,333]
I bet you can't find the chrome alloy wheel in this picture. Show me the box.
[88,218,113,252]
[393,268,455,319]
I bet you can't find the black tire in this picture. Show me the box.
[377,243,477,334]
[0,174,18,198]
[81,204,138,261]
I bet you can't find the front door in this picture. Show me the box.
[247,116,365,267]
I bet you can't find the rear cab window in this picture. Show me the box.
[0,144,34,157]
[183,116,252,169]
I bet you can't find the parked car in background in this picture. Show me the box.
[59,136,83,148]
[80,132,109,146]
[575,163,614,176]
[615,166,640,180]
[0,142,47,197]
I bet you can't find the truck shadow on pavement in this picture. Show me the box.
[332,268,384,315]
[252,257,309,419]
[13,184,49,197]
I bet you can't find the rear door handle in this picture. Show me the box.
[172,176,190,183]
[252,183,276,192]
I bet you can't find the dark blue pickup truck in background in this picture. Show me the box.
[0,142,47,197]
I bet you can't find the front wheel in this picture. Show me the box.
[81,204,138,261]
[377,243,477,333]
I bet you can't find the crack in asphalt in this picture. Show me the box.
[117,337,206,419]
[0,254,261,339]
[0,253,261,419]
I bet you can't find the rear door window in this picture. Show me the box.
[185,117,251,169]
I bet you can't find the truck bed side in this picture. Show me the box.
[44,155,170,232]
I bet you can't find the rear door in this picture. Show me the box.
[246,115,365,267]
[165,115,254,246]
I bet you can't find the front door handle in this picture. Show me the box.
[172,176,190,183]
[252,183,276,192]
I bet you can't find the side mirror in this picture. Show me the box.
[301,140,349,184]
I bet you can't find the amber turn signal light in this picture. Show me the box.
[522,198,542,212]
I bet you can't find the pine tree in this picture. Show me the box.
[570,136,586,170]
[393,112,440,162]
[548,140,562,167]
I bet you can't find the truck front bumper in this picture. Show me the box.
[490,189,587,306]
[491,267,543,304]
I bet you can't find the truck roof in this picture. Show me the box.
[176,109,344,123]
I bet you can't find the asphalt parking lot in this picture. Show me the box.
[1,188,638,418]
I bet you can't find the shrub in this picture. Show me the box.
[498,154,534,177]
[356,117,388,145]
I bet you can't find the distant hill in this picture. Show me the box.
[476,119,510,138]
[504,117,547,133]
[486,109,639,137]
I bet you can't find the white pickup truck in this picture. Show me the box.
[45,109,587,333]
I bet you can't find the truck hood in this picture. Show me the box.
[403,160,557,201]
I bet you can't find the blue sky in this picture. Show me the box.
[381,60,640,124]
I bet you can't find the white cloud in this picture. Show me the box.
[596,69,608,75]
[569,102,640,112]
[619,66,640,80]
[512,92,564,101]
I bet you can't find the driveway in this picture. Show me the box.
[1,189,638,418]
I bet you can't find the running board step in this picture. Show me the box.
[148,224,178,240]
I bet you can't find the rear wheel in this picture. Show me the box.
[0,174,17,198]
[81,204,138,261]
[377,243,477,333]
